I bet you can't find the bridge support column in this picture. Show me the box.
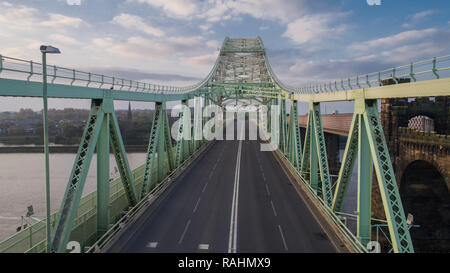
[141,101,174,199]
[175,99,191,167]
[50,97,138,253]
[96,113,110,236]
[279,98,287,154]
[287,100,302,171]
[193,96,203,151]
[331,98,414,252]
[357,114,373,246]
[300,102,333,206]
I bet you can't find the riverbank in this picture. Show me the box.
[0,145,148,153]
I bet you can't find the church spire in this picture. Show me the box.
[127,101,132,121]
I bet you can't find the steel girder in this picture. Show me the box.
[193,96,203,151]
[174,100,191,167]
[50,98,137,253]
[279,99,287,154]
[141,102,174,199]
[299,102,333,207]
[331,98,413,252]
[287,101,302,171]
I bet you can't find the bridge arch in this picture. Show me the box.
[399,160,450,252]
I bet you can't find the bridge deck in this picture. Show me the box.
[106,136,338,252]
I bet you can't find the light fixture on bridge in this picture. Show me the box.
[40,44,61,253]
[40,45,61,54]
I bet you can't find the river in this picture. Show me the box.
[0,153,146,240]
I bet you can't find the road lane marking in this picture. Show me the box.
[193,198,201,213]
[278,225,288,251]
[208,172,214,179]
[146,242,158,248]
[212,162,217,170]
[228,137,243,253]
[178,219,191,244]
[202,182,208,193]
[198,244,209,250]
[262,172,266,181]
[265,184,270,196]
[270,200,277,216]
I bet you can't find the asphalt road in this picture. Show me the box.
[109,120,337,253]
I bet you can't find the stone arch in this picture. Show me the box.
[399,160,450,252]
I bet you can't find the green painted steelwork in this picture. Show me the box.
[287,101,302,171]
[141,102,163,198]
[1,37,444,253]
[49,98,138,252]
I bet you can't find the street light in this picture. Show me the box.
[40,45,60,253]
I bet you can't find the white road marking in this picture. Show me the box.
[265,184,270,196]
[278,225,288,251]
[146,242,158,248]
[202,182,208,193]
[228,127,243,253]
[193,198,201,213]
[178,219,191,244]
[262,172,266,181]
[198,244,209,250]
[212,162,217,170]
[270,200,277,216]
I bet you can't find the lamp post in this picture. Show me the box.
[40,45,60,253]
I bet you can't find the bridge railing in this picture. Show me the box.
[0,54,221,95]
[277,151,368,253]
[262,42,450,94]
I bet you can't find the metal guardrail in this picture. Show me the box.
[276,151,368,253]
[0,53,222,95]
[260,36,450,94]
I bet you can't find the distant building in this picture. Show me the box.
[127,102,132,121]
[408,115,435,132]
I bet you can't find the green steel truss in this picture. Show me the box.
[0,37,440,253]
[174,100,191,167]
[331,98,413,252]
[299,102,333,207]
[50,97,137,253]
[141,102,175,199]
[287,101,302,171]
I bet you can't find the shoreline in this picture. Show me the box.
[0,145,148,153]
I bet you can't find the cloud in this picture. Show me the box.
[66,0,82,5]
[403,9,436,28]
[88,67,201,82]
[48,33,82,46]
[128,0,311,23]
[128,0,197,18]
[181,52,219,67]
[282,13,348,44]
[0,2,86,33]
[111,13,164,37]
[281,29,450,86]
[348,28,437,52]
[0,1,89,60]
[95,35,220,62]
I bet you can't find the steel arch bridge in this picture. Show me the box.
[0,37,449,253]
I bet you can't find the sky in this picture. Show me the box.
[0,0,449,113]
